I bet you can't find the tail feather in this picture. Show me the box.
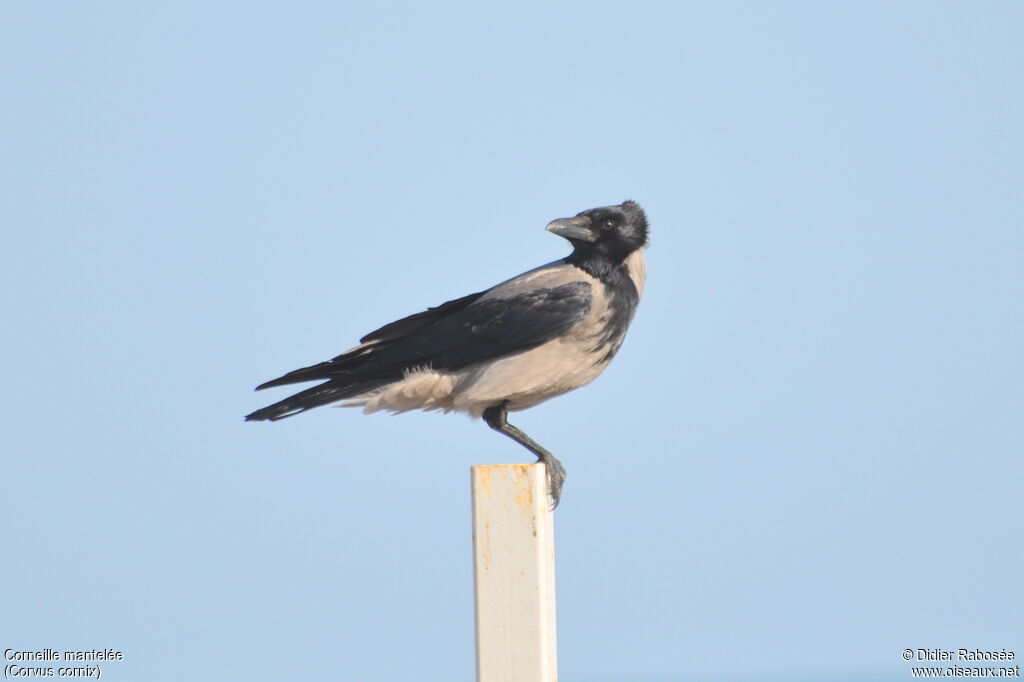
[245,378,389,422]
[254,361,336,391]
[254,344,382,391]
[248,287,490,420]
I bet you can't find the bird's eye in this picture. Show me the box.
[603,218,616,230]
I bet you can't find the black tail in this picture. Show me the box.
[246,287,489,421]
[244,378,390,422]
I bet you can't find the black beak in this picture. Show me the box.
[545,215,597,243]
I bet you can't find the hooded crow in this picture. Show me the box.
[246,200,649,506]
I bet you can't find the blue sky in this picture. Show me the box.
[2,2,1021,681]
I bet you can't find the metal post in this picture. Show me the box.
[471,463,558,682]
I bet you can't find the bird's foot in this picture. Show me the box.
[538,453,567,510]
[482,401,567,509]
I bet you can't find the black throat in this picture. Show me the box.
[566,248,626,284]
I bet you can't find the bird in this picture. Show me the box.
[246,200,649,507]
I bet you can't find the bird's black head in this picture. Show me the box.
[546,200,649,266]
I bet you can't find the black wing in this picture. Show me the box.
[360,290,487,345]
[245,281,592,421]
[254,289,488,390]
[372,281,593,371]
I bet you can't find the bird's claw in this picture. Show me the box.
[540,454,567,510]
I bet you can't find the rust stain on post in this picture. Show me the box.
[475,466,493,499]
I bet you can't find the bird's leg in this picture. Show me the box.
[482,401,567,509]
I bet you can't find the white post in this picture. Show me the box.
[471,464,558,682]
